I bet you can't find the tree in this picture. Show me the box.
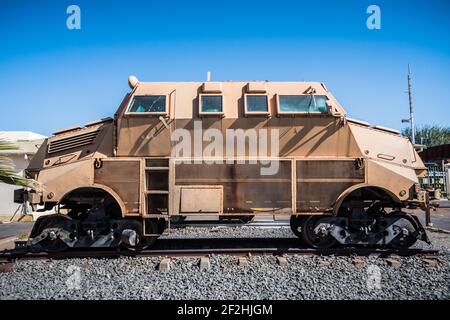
[0,140,30,187]
[402,125,450,147]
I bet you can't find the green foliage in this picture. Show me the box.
[0,140,30,187]
[402,125,450,147]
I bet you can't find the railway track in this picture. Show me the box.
[0,237,440,263]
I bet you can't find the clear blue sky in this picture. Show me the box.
[0,0,449,136]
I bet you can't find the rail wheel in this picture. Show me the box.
[32,215,72,252]
[388,213,419,250]
[39,236,69,253]
[301,216,337,249]
[289,215,303,238]
[120,219,157,251]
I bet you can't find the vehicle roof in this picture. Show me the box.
[127,80,346,118]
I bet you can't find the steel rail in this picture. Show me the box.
[0,237,441,263]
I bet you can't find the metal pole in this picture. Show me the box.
[407,64,416,144]
[425,192,432,227]
[443,159,447,198]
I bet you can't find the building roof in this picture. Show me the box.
[0,131,46,142]
[419,144,450,163]
[0,131,46,155]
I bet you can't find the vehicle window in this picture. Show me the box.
[246,95,269,113]
[278,95,328,113]
[201,95,223,113]
[128,96,166,113]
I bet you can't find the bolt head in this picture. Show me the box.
[49,231,57,240]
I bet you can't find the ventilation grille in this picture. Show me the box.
[48,130,100,154]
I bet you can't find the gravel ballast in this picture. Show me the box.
[165,225,295,239]
[0,226,449,300]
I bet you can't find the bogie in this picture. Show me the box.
[289,211,428,249]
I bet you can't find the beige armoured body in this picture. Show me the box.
[17,77,430,250]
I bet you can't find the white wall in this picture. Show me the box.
[0,154,29,218]
[0,131,46,141]
[0,131,49,220]
[0,184,23,216]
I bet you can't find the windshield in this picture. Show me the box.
[128,96,166,113]
[279,95,328,113]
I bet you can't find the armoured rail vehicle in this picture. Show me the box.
[15,76,431,251]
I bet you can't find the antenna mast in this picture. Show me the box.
[407,64,416,144]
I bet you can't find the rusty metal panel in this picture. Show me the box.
[180,186,223,213]
[175,161,292,213]
[367,159,418,202]
[37,159,94,203]
[296,160,364,212]
[348,123,416,168]
[298,159,364,179]
[117,117,171,156]
[94,159,141,214]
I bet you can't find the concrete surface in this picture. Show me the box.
[434,200,450,208]
[0,222,33,240]
[0,236,18,250]
[414,208,450,230]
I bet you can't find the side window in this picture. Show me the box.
[200,95,223,114]
[278,95,328,113]
[128,96,167,114]
[245,94,269,114]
